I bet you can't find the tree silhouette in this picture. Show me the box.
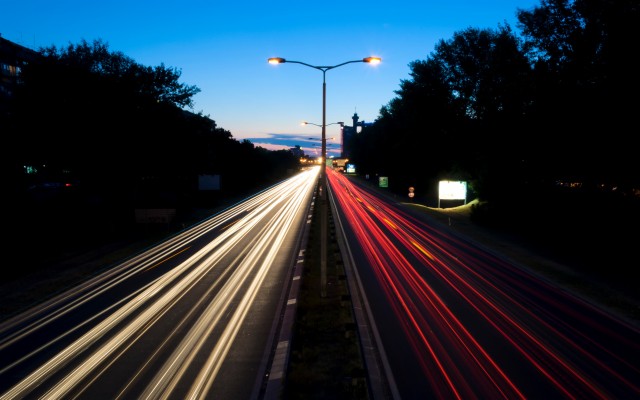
[352,0,640,201]
[350,25,532,204]
[348,0,639,276]
[6,38,300,271]
[517,0,640,187]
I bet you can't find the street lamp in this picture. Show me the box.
[301,121,344,127]
[268,56,381,297]
[303,121,343,161]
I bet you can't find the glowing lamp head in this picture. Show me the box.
[363,57,381,65]
[268,57,286,64]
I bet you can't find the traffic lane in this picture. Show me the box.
[329,169,640,399]
[367,184,640,398]
[67,213,304,400]
[0,209,250,389]
[196,195,311,400]
[0,168,319,399]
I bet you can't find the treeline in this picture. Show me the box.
[348,0,639,278]
[3,39,299,269]
[351,0,638,204]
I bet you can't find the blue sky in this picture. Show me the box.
[2,0,539,157]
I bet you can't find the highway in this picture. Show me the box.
[328,168,640,400]
[0,166,319,399]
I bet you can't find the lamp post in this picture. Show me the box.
[268,56,381,297]
[303,121,343,163]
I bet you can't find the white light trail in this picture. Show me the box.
[1,167,319,400]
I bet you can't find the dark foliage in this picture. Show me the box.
[347,1,640,261]
[350,0,639,202]
[345,0,640,282]
[4,39,300,272]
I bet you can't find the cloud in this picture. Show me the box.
[245,133,342,158]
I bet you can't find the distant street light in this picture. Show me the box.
[268,56,381,297]
[302,121,344,128]
[303,121,343,160]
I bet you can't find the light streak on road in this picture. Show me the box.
[0,166,319,399]
[328,168,640,399]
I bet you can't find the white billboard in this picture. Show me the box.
[438,180,467,207]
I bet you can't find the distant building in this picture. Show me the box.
[0,35,39,112]
[290,144,305,158]
[341,112,373,158]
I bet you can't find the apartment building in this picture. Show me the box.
[0,35,39,110]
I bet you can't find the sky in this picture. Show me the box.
[2,0,540,158]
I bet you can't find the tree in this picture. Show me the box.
[352,25,533,203]
[517,0,640,186]
[40,39,201,109]
[7,38,301,269]
[431,25,534,202]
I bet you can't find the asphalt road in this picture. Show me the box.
[329,169,640,399]
[2,167,638,399]
[0,168,318,400]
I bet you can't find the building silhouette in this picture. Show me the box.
[0,35,39,114]
[341,112,372,158]
[290,145,305,158]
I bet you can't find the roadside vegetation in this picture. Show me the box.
[4,39,300,277]
[346,0,639,294]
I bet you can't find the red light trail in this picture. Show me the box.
[328,169,640,399]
